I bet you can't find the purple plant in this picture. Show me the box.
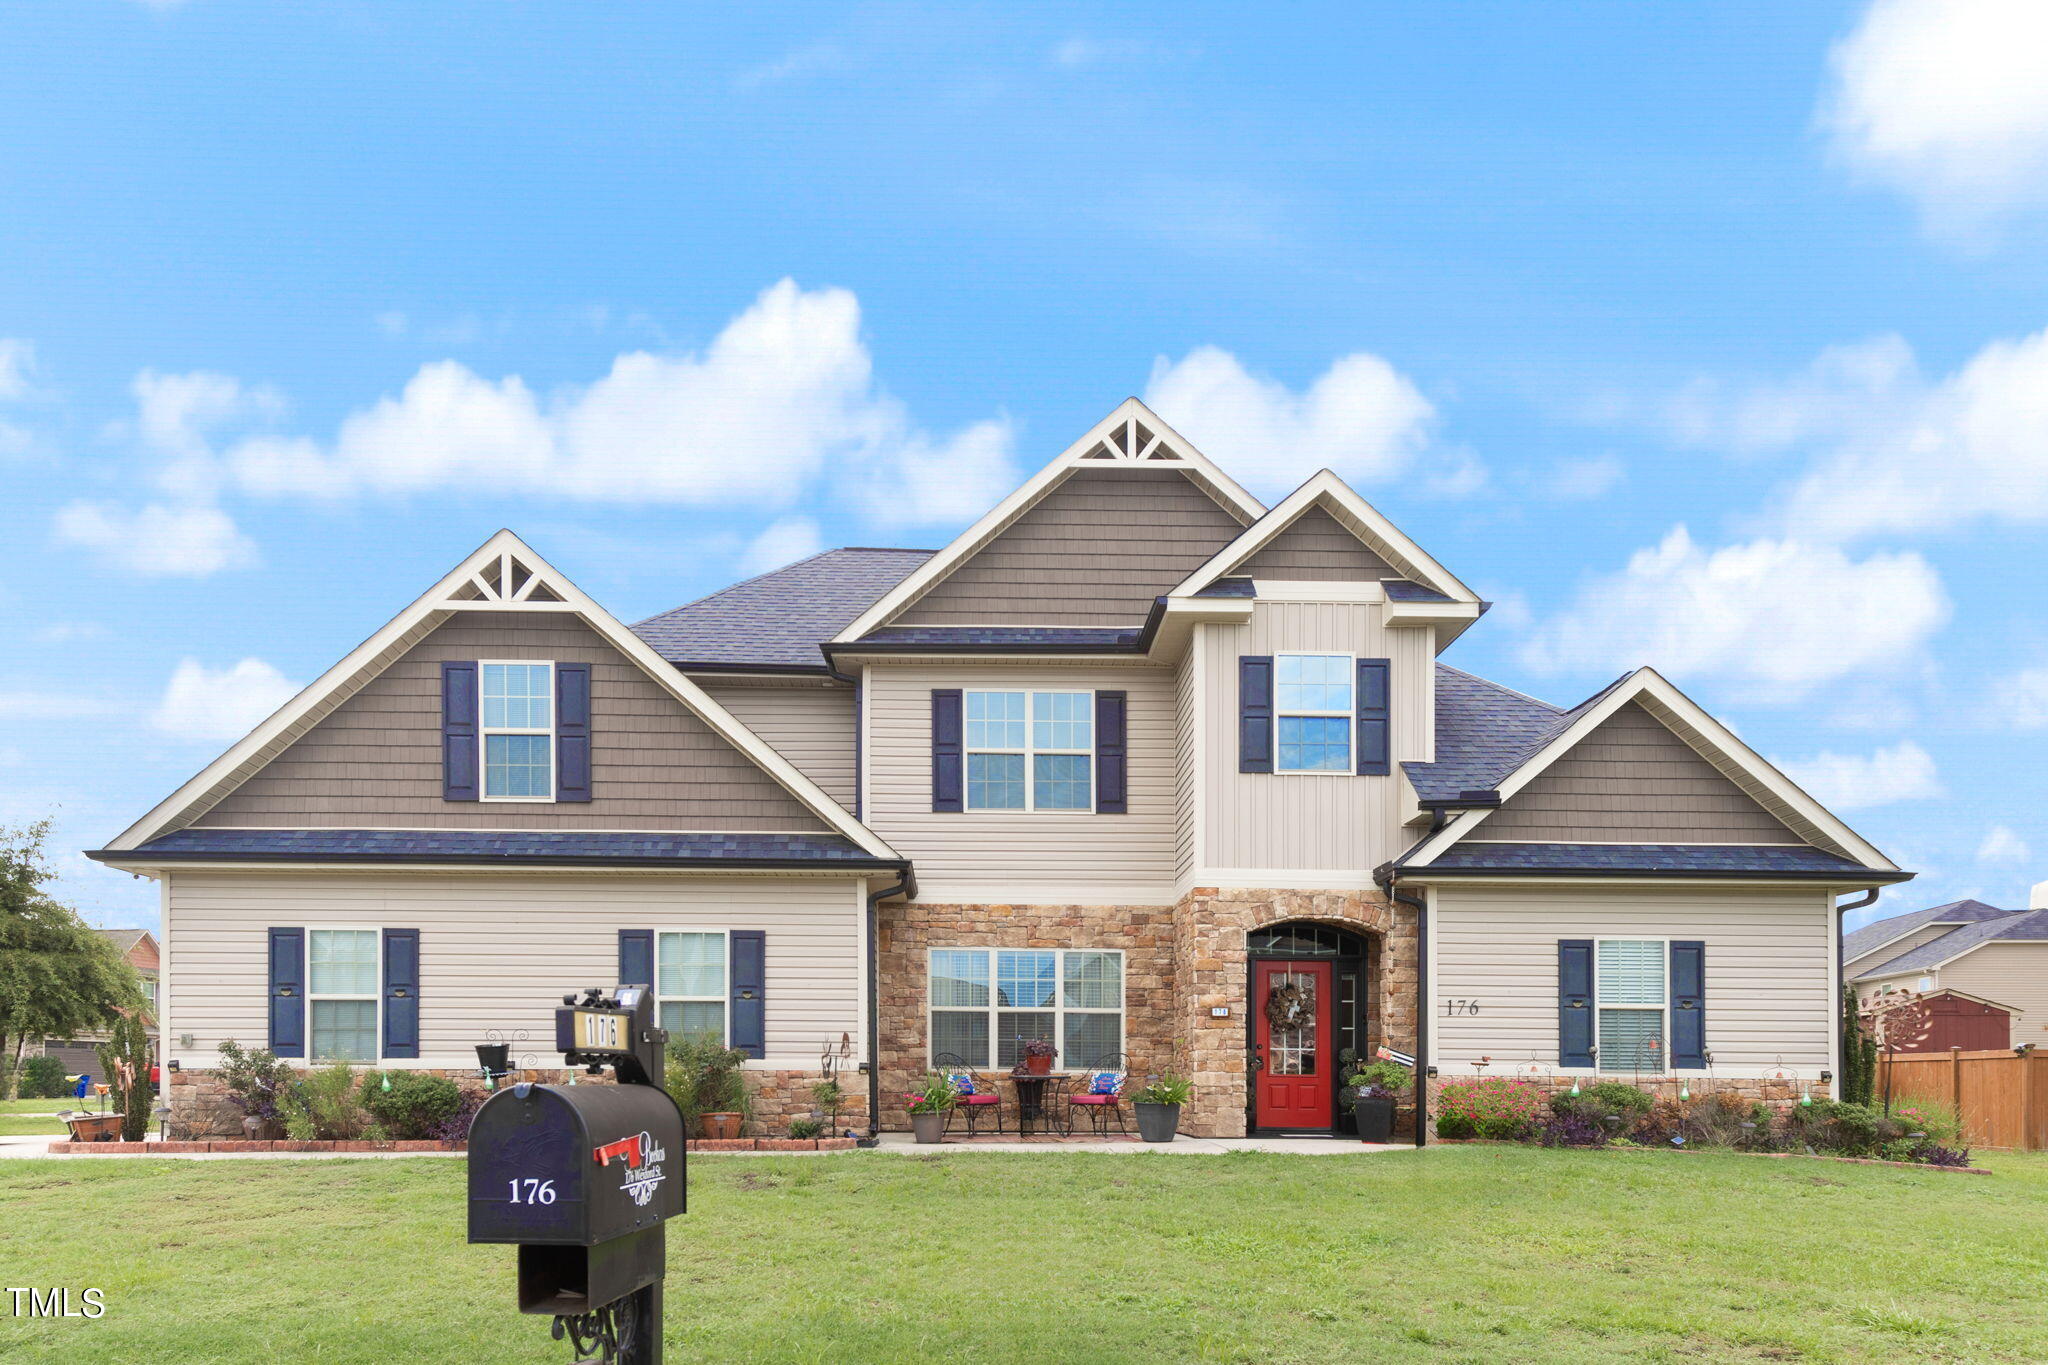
[427,1086,489,1143]
[1911,1143,1972,1168]
[1539,1112,1608,1148]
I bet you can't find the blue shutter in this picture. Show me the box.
[729,930,766,1060]
[1094,690,1127,814]
[441,661,479,802]
[1355,658,1390,776]
[618,929,654,988]
[382,928,420,1060]
[1558,939,1594,1068]
[1238,656,1273,773]
[555,662,592,802]
[268,927,305,1059]
[931,689,963,813]
[1670,941,1706,1070]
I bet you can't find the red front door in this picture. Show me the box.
[1254,959,1334,1131]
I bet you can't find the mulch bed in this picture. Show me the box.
[49,1136,861,1155]
[1428,1138,1990,1174]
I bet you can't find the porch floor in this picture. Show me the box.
[873,1132,1412,1155]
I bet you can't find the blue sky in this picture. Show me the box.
[5,0,2047,933]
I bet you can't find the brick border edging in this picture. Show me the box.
[1429,1138,1991,1174]
[48,1136,861,1155]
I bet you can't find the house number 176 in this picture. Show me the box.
[1443,999,1481,1016]
[507,1179,557,1205]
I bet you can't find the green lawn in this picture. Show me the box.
[0,1115,69,1136]
[0,1097,93,1114]
[1,1147,2044,1363]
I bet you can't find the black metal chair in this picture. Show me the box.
[934,1053,1005,1136]
[1060,1052,1130,1137]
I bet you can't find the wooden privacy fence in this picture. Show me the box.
[1880,1048,2048,1150]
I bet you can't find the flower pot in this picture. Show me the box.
[702,1112,744,1141]
[1134,1101,1182,1143]
[910,1111,947,1144]
[1356,1096,1396,1144]
[1024,1054,1053,1076]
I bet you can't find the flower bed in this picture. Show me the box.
[49,1135,860,1155]
[1429,1138,1990,1173]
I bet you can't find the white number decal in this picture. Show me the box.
[507,1178,557,1206]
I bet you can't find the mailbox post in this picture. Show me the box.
[470,986,684,1365]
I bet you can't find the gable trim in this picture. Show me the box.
[1401,668,1898,873]
[107,530,902,861]
[833,398,1266,642]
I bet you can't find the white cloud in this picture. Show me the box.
[1993,667,2048,729]
[151,658,300,742]
[1051,37,1189,68]
[1143,346,1440,498]
[1778,740,1943,810]
[1544,455,1625,501]
[0,692,121,720]
[54,501,258,577]
[131,368,284,499]
[737,517,825,576]
[1977,824,2031,862]
[1823,0,2048,239]
[0,338,33,400]
[734,44,851,90]
[221,280,1017,526]
[1519,526,1949,699]
[35,622,109,644]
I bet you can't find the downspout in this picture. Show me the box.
[1835,887,1880,1101]
[863,873,911,1140]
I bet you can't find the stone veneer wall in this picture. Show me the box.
[874,901,1178,1132]
[1172,887,1419,1138]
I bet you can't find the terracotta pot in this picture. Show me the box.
[1024,1054,1053,1076]
[910,1111,947,1144]
[702,1112,744,1141]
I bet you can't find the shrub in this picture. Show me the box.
[1539,1111,1608,1147]
[21,1055,68,1099]
[1889,1101,1964,1147]
[425,1086,487,1143]
[1910,1143,1972,1168]
[279,1062,374,1141]
[96,1011,153,1141]
[1435,1078,1544,1140]
[1784,1099,1910,1157]
[788,1116,824,1140]
[664,1036,751,1136]
[360,1072,463,1140]
[217,1040,296,1128]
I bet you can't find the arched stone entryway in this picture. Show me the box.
[1172,887,1418,1138]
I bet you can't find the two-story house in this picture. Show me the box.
[92,399,1910,1139]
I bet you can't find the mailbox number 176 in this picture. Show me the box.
[508,1179,557,1205]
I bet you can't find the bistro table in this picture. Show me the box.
[1008,1071,1069,1136]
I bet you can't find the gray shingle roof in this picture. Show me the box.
[101,828,897,868]
[1408,842,1882,878]
[1195,577,1257,599]
[1842,898,2013,965]
[96,928,150,954]
[1403,667,1637,804]
[1383,580,1454,603]
[630,547,934,669]
[842,626,1141,651]
[1853,907,2048,979]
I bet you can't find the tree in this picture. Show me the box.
[0,821,141,1099]
[97,1010,153,1141]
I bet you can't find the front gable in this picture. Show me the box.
[1228,504,1397,582]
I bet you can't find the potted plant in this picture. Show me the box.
[906,1071,957,1143]
[1019,1038,1058,1076]
[665,1036,751,1140]
[1132,1072,1193,1143]
[1344,1060,1410,1144]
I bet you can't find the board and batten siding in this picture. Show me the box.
[163,870,864,1070]
[1928,944,2048,1043]
[1197,603,1433,879]
[193,611,826,833]
[864,663,1178,903]
[1476,702,1801,845]
[697,681,857,812]
[1431,883,1834,1074]
[1175,639,1201,884]
[895,468,1249,628]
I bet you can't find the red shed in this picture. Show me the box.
[1882,991,2013,1054]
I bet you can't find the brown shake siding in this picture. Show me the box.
[1476,702,1803,845]
[1230,505,1395,581]
[897,468,1250,626]
[192,611,828,832]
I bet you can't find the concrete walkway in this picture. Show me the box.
[870,1132,1412,1155]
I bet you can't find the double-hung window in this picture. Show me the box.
[656,931,727,1045]
[964,690,1093,811]
[308,929,379,1062]
[1274,653,1352,772]
[927,948,1124,1068]
[481,662,554,800]
[1595,939,1666,1071]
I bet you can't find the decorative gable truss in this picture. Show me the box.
[105,530,900,860]
[1400,667,1901,876]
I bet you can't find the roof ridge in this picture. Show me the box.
[632,546,933,626]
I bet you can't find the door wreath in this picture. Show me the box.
[1265,978,1315,1032]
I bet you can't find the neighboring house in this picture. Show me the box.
[89,399,1910,1139]
[40,928,159,1077]
[1850,888,2048,1048]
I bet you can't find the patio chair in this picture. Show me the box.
[1060,1054,1129,1137]
[934,1053,1005,1136]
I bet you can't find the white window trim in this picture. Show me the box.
[307,926,382,1064]
[479,659,556,803]
[1591,935,1669,1075]
[653,928,730,1048]
[963,689,1097,813]
[1272,651,1355,776]
[925,947,1126,1069]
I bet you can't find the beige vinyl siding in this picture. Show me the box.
[697,681,857,812]
[1199,603,1433,877]
[864,663,1178,902]
[1933,944,2048,1042]
[163,870,862,1069]
[896,468,1249,627]
[1230,506,1395,581]
[194,611,827,833]
[1431,883,1833,1074]
[1846,923,1960,976]
[1477,702,1801,845]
